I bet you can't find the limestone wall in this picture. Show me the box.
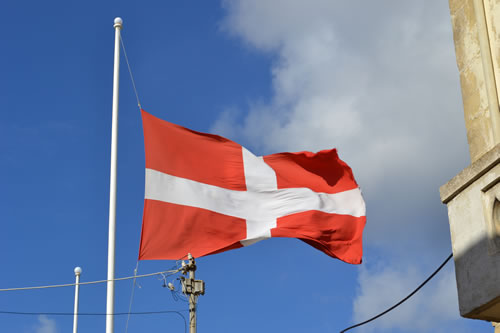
[449,0,500,162]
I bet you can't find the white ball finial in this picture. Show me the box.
[114,17,123,28]
[74,267,82,276]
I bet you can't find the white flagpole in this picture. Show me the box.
[106,16,122,333]
[73,267,82,333]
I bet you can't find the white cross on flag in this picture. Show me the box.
[139,110,366,264]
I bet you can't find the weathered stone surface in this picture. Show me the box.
[459,63,495,161]
[445,0,500,322]
[441,147,499,320]
[449,0,500,162]
[485,0,500,101]
[450,0,466,15]
[451,0,481,71]
[440,144,500,203]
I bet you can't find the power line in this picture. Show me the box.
[0,253,453,331]
[340,252,453,333]
[0,309,188,333]
[0,309,187,316]
[0,268,181,292]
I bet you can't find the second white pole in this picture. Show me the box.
[73,267,82,333]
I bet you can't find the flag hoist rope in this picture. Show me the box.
[120,36,142,110]
[107,16,122,333]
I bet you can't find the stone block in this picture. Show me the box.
[441,144,500,320]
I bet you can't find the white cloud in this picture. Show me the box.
[34,315,57,333]
[218,0,468,185]
[217,0,469,253]
[218,0,474,331]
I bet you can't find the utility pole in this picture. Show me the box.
[181,253,205,333]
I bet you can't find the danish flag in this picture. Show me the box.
[138,110,366,264]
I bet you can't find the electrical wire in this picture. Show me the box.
[0,309,188,333]
[0,309,187,316]
[173,278,189,302]
[339,253,454,332]
[0,268,181,292]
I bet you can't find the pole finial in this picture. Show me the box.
[114,17,123,29]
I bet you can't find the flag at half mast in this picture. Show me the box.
[139,110,366,264]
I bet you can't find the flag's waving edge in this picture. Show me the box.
[139,110,366,264]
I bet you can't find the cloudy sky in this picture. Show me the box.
[0,1,492,332]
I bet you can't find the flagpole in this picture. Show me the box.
[106,16,122,333]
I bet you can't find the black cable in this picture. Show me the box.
[170,310,187,333]
[340,253,453,333]
[0,309,188,333]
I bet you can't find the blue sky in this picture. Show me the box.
[0,1,494,332]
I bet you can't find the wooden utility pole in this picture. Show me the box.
[181,253,205,333]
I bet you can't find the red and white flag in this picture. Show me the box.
[139,110,366,264]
